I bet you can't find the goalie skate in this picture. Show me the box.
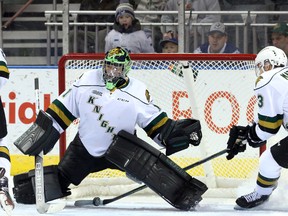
[0,172,14,215]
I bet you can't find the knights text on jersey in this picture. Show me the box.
[46,69,167,157]
[254,67,288,141]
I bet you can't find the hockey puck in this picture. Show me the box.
[93,197,101,206]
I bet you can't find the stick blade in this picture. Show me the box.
[0,192,14,216]
[36,203,49,214]
[46,203,66,213]
[74,200,94,207]
[37,202,66,214]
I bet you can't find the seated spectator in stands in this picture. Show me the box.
[220,0,274,53]
[161,0,221,52]
[70,0,137,53]
[135,0,169,52]
[69,0,119,53]
[193,22,241,54]
[105,3,155,53]
[271,0,288,22]
[160,36,178,53]
[271,22,288,56]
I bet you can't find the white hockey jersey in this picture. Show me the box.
[46,69,167,157]
[0,48,9,138]
[0,48,9,90]
[254,66,288,141]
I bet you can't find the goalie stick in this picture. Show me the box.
[34,77,65,214]
[74,148,227,207]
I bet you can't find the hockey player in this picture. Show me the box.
[13,47,206,210]
[0,48,14,214]
[226,46,288,209]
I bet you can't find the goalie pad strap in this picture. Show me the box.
[105,130,207,210]
[14,110,60,155]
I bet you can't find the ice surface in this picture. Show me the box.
[8,195,288,216]
[8,169,288,215]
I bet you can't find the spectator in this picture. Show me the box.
[271,22,288,56]
[69,0,120,53]
[105,2,155,53]
[220,0,274,53]
[193,22,241,54]
[134,0,169,52]
[271,0,288,22]
[159,37,178,53]
[161,0,221,52]
[69,0,138,53]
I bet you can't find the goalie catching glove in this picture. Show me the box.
[226,123,266,160]
[158,118,202,156]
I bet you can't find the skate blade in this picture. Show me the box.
[234,201,269,211]
[234,204,247,210]
[0,192,14,216]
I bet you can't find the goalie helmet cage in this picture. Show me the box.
[58,53,268,199]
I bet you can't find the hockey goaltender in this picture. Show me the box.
[12,47,207,211]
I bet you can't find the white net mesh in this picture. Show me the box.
[59,53,268,198]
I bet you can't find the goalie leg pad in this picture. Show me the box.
[13,173,35,204]
[13,165,71,204]
[14,110,60,155]
[105,130,208,210]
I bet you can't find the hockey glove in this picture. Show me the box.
[159,118,202,156]
[226,125,248,160]
[14,110,60,156]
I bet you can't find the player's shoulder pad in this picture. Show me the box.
[73,69,103,86]
[255,67,284,89]
[0,49,7,63]
[124,77,151,102]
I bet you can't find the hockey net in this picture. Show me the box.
[58,53,270,199]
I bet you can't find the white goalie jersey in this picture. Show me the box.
[46,69,168,157]
[254,66,288,141]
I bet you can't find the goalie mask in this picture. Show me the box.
[255,46,287,77]
[103,47,132,90]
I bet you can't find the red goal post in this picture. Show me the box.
[58,53,269,198]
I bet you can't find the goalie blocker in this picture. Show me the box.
[105,130,208,210]
[14,110,60,155]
